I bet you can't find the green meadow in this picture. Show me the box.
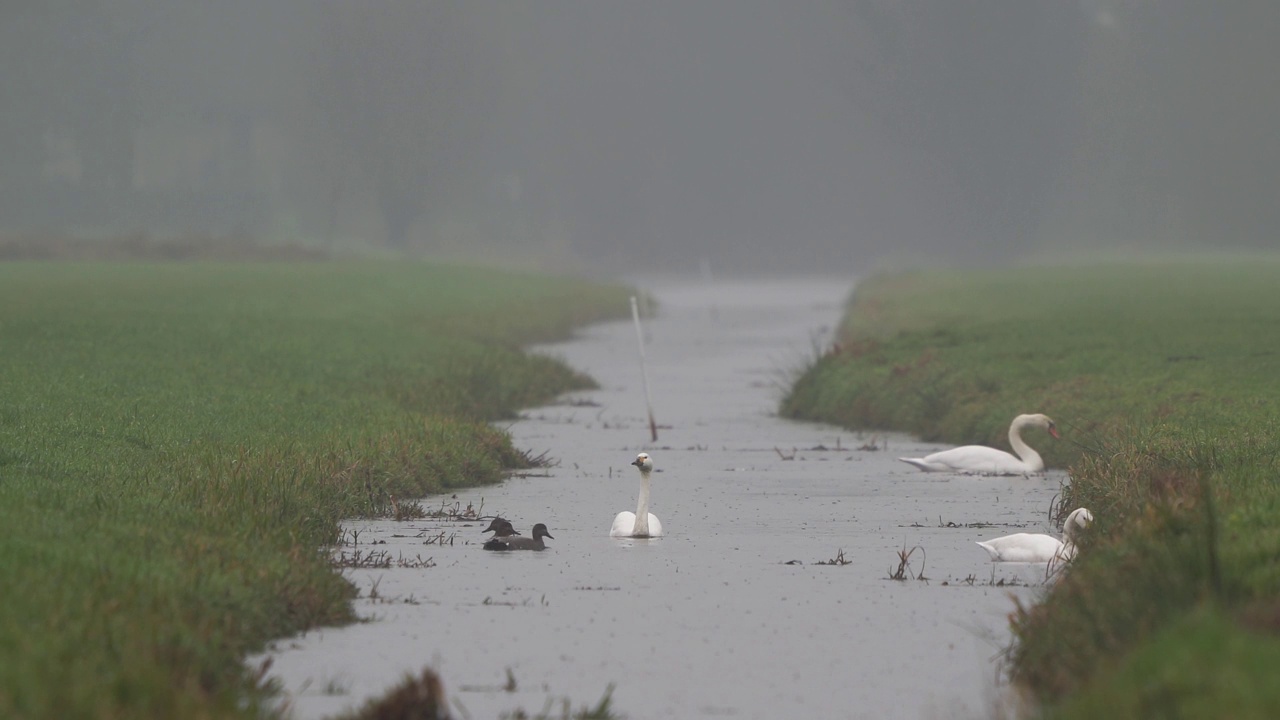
[0,262,629,718]
[782,258,1280,717]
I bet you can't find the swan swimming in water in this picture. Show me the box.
[611,452,664,538]
[484,523,554,551]
[898,413,1060,475]
[976,508,1094,567]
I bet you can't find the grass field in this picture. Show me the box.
[0,261,629,718]
[782,258,1280,717]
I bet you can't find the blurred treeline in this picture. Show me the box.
[2,2,1276,270]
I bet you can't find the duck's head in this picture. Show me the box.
[531,523,554,540]
[482,517,518,537]
[631,452,653,473]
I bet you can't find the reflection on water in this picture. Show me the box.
[257,277,1067,720]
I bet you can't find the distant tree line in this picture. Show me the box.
[1,1,1276,269]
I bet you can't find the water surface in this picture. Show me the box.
[258,278,1067,719]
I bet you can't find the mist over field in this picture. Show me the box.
[3,2,1277,272]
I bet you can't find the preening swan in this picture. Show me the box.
[484,523,554,551]
[976,508,1093,565]
[610,452,664,538]
[898,413,1060,475]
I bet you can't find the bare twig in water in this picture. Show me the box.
[986,564,1028,587]
[774,446,796,460]
[563,397,601,408]
[425,498,483,521]
[519,448,556,468]
[815,549,851,566]
[481,596,539,608]
[332,549,436,569]
[334,549,393,569]
[1048,492,1064,525]
[935,516,1003,529]
[888,543,927,581]
[418,531,455,547]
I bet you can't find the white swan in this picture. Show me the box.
[610,452,664,538]
[898,413,1060,475]
[976,507,1093,566]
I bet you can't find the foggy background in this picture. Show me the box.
[2,2,1277,273]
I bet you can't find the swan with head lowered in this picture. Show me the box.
[610,452,664,538]
[898,413,1060,475]
[976,508,1093,567]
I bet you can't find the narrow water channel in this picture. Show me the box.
[257,278,1067,720]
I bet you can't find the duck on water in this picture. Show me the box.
[482,517,520,539]
[484,523,554,551]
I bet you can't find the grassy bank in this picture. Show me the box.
[0,262,629,718]
[782,259,1280,716]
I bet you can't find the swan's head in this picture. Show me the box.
[1063,507,1093,540]
[631,452,654,473]
[531,523,554,540]
[1018,413,1060,439]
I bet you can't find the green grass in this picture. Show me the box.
[0,261,630,718]
[1045,607,1280,720]
[781,258,1280,716]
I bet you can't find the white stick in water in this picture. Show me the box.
[630,295,658,442]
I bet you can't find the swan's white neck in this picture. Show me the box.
[633,469,652,537]
[1008,417,1045,472]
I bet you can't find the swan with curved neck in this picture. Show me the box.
[898,413,1060,475]
[610,452,664,538]
[976,507,1093,565]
